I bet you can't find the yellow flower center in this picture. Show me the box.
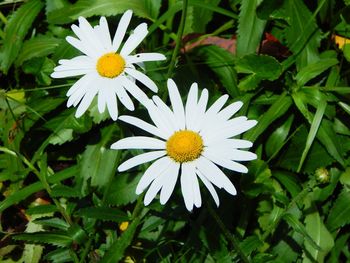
[166,130,203,163]
[96,52,125,78]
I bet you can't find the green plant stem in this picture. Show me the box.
[166,0,188,79]
[207,204,250,263]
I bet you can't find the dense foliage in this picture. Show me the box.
[1,0,350,262]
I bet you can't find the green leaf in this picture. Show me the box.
[326,189,350,231]
[303,199,334,263]
[297,99,327,172]
[44,248,71,263]
[189,0,220,33]
[240,235,263,255]
[0,165,78,212]
[16,36,62,66]
[0,0,44,73]
[273,170,302,198]
[13,231,72,247]
[48,129,74,145]
[51,185,81,198]
[283,213,321,251]
[284,0,321,70]
[236,0,267,56]
[196,45,239,97]
[79,125,119,191]
[245,92,293,142]
[26,205,58,215]
[256,0,284,20]
[343,43,350,61]
[295,58,338,87]
[47,0,159,24]
[105,172,142,206]
[76,207,129,222]
[33,218,69,231]
[265,115,294,158]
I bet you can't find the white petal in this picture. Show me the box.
[185,83,198,129]
[181,163,195,211]
[77,17,104,55]
[191,89,209,132]
[118,115,166,139]
[191,170,202,208]
[66,72,96,97]
[51,68,94,78]
[105,88,119,120]
[120,76,153,108]
[206,138,253,149]
[113,81,135,111]
[136,157,171,194]
[146,101,174,138]
[65,36,97,58]
[124,68,158,92]
[120,23,148,56]
[152,96,178,131]
[111,136,165,150]
[94,16,112,51]
[196,169,220,207]
[218,101,243,121]
[168,79,185,130]
[75,85,99,118]
[126,53,166,64]
[205,94,229,115]
[202,149,248,173]
[160,161,180,204]
[196,157,237,195]
[144,169,168,206]
[55,55,95,71]
[97,87,107,113]
[112,10,133,51]
[118,150,166,172]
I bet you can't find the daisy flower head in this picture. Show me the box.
[111,79,258,211]
[51,10,166,120]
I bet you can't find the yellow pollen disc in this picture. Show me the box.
[166,130,203,163]
[96,52,125,78]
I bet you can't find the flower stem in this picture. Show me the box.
[207,204,250,263]
[166,0,188,79]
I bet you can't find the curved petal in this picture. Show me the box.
[181,163,195,211]
[120,76,152,108]
[126,53,166,64]
[201,149,248,173]
[168,79,185,130]
[111,136,165,150]
[136,156,171,194]
[113,82,134,111]
[185,83,198,129]
[152,96,178,132]
[118,115,165,139]
[105,87,119,120]
[196,169,219,207]
[66,72,96,97]
[160,161,180,204]
[118,150,166,172]
[120,23,148,56]
[112,10,133,51]
[124,68,158,92]
[75,85,99,118]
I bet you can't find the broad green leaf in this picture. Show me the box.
[328,233,350,263]
[283,213,321,251]
[273,170,302,198]
[265,115,294,158]
[303,199,334,263]
[256,0,284,20]
[196,45,239,97]
[26,205,58,215]
[44,248,71,263]
[48,129,74,145]
[240,235,263,255]
[273,232,301,263]
[0,0,44,73]
[326,190,350,231]
[236,0,267,56]
[284,0,321,70]
[13,231,72,247]
[295,58,338,87]
[105,172,143,206]
[47,0,159,24]
[245,92,293,142]
[0,165,78,212]
[76,207,129,222]
[33,218,69,230]
[189,0,220,33]
[67,224,88,245]
[297,99,327,172]
[343,43,350,61]
[79,125,119,192]
[16,36,62,66]
[51,185,81,198]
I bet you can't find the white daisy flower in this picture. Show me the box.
[51,10,166,120]
[111,79,258,211]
